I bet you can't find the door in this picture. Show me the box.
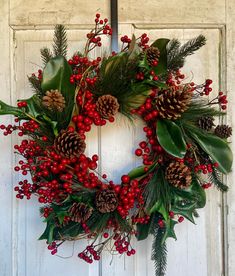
[0,1,234,276]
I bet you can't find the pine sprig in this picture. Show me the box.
[167,35,206,71]
[152,225,168,276]
[40,47,53,65]
[144,168,171,211]
[209,167,228,192]
[28,75,43,96]
[53,25,68,57]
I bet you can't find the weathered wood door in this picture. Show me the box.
[0,1,235,275]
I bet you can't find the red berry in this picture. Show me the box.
[121,175,130,184]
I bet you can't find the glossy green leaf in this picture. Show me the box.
[162,219,177,243]
[151,38,170,75]
[22,95,43,119]
[136,216,154,241]
[128,163,157,180]
[190,131,233,174]
[0,100,24,117]
[157,119,187,158]
[150,200,169,222]
[41,56,75,130]
[39,222,55,243]
[170,180,206,223]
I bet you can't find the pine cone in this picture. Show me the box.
[198,116,215,131]
[68,203,93,223]
[165,161,192,189]
[96,95,119,118]
[214,124,232,139]
[156,86,192,120]
[145,46,160,65]
[42,89,66,112]
[54,130,86,158]
[95,190,118,213]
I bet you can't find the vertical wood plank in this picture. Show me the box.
[0,1,12,276]
[226,0,235,275]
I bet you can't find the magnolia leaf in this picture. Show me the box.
[41,56,75,130]
[128,163,157,180]
[157,119,187,158]
[189,131,233,174]
[39,222,55,243]
[21,95,43,119]
[0,100,24,117]
[150,200,169,222]
[151,38,170,75]
[162,219,178,243]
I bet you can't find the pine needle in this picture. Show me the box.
[40,47,53,65]
[53,25,68,57]
[144,168,171,211]
[167,35,206,71]
[152,225,168,276]
[209,168,228,192]
[28,75,43,96]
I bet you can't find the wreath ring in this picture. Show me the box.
[0,14,232,276]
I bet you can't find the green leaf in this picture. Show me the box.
[136,215,154,241]
[150,200,169,222]
[21,95,43,119]
[189,131,233,174]
[41,56,75,130]
[151,38,170,75]
[190,180,206,208]
[170,180,206,223]
[157,119,187,158]
[0,100,24,117]
[39,222,55,243]
[162,219,177,243]
[128,163,157,180]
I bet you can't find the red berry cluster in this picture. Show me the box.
[117,177,142,218]
[218,91,228,110]
[194,162,218,174]
[78,245,101,263]
[138,33,150,49]
[202,182,212,189]
[47,241,58,255]
[132,214,150,224]
[113,233,136,256]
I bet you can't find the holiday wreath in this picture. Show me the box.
[0,14,233,275]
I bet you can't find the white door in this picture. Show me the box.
[0,1,234,276]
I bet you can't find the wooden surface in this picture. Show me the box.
[0,1,234,275]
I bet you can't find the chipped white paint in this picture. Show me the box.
[0,0,234,276]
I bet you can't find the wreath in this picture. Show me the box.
[0,14,233,276]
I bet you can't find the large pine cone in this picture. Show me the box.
[156,86,192,120]
[95,190,118,213]
[54,130,86,158]
[42,89,66,112]
[165,161,192,189]
[214,124,232,139]
[198,116,215,131]
[145,46,160,65]
[96,95,119,118]
[68,202,93,223]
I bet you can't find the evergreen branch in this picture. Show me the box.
[152,225,168,276]
[167,35,206,71]
[209,167,228,192]
[28,75,43,96]
[53,25,68,57]
[40,47,53,65]
[180,101,225,123]
[144,168,171,211]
